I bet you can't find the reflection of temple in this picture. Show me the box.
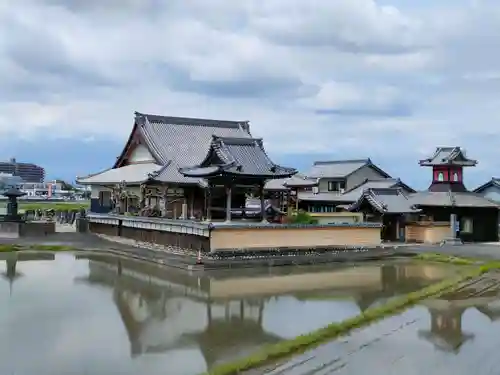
[74,253,463,369]
[297,263,454,311]
[418,306,474,353]
[3,257,21,295]
[419,276,500,353]
[1,252,55,295]
[476,300,500,322]
[354,265,439,310]
[78,259,280,368]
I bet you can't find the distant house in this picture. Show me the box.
[264,173,318,212]
[473,178,500,203]
[296,159,414,213]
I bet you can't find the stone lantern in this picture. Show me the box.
[2,187,27,221]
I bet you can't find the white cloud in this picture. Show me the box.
[1,0,500,183]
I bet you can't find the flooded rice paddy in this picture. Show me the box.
[0,252,469,375]
[263,272,500,375]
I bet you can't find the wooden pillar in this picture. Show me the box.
[225,184,232,223]
[161,185,169,218]
[189,188,195,220]
[206,184,212,222]
[207,302,213,325]
[258,303,264,326]
[240,300,245,320]
[259,182,267,223]
[295,188,299,211]
[395,218,400,241]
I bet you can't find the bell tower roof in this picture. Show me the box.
[420,147,475,192]
[419,147,477,167]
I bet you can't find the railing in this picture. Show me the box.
[87,213,211,237]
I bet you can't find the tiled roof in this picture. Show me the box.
[297,191,353,203]
[109,112,253,184]
[348,188,420,214]
[264,174,318,191]
[341,178,414,201]
[105,112,295,185]
[419,147,477,167]
[136,112,252,167]
[77,163,162,185]
[297,178,412,203]
[473,178,500,194]
[409,191,499,208]
[151,161,208,186]
[179,136,296,179]
[285,175,319,188]
[307,159,371,178]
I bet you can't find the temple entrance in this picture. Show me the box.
[381,215,401,242]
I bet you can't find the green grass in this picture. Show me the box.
[204,253,500,375]
[414,252,481,266]
[17,201,90,211]
[0,244,77,252]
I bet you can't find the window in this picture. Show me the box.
[327,181,345,192]
[453,172,459,182]
[462,218,473,233]
[99,191,111,207]
[437,172,444,182]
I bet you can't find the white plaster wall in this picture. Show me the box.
[128,144,155,163]
[91,185,142,198]
[90,185,113,198]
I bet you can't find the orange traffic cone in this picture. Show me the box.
[196,250,203,265]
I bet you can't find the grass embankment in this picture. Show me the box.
[0,201,90,211]
[204,254,500,375]
[0,244,77,252]
[414,252,481,266]
[19,202,90,211]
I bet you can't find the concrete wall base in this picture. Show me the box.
[0,221,56,238]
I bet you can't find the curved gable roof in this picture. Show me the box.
[114,112,252,169]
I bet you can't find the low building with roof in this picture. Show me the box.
[78,112,384,254]
[410,147,499,243]
[348,188,421,241]
[473,178,500,204]
[344,147,499,243]
[264,173,318,213]
[294,159,414,213]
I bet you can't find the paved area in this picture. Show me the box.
[396,243,500,261]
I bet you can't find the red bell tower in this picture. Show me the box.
[419,147,477,192]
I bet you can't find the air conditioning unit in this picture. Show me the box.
[312,186,319,194]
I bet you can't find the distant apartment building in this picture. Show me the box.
[0,158,45,183]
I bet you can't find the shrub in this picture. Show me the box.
[288,210,318,224]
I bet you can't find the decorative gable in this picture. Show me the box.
[127,144,155,164]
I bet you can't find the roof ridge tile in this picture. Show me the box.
[135,111,248,129]
[313,158,370,165]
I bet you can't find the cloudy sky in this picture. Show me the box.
[1,0,500,188]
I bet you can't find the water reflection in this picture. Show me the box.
[1,253,459,375]
[263,273,500,375]
[418,274,500,353]
[74,254,456,368]
[0,252,55,296]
